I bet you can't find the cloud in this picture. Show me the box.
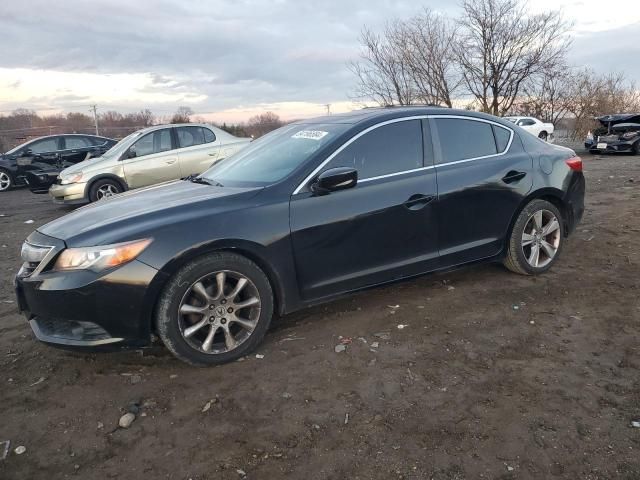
[0,0,638,121]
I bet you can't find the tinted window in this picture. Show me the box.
[518,119,535,126]
[434,118,497,163]
[29,137,59,154]
[493,125,511,153]
[88,136,108,146]
[327,120,423,179]
[65,136,91,149]
[203,128,216,143]
[176,126,205,148]
[131,129,172,157]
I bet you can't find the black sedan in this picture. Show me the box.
[0,134,116,193]
[15,107,585,366]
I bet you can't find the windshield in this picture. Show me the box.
[504,117,518,124]
[99,130,144,159]
[5,138,33,155]
[201,123,349,187]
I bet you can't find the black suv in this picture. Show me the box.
[0,134,117,193]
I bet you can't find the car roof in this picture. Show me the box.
[294,106,514,127]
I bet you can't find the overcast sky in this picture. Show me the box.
[0,0,639,123]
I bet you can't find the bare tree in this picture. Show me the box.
[400,9,462,107]
[456,0,571,116]
[171,106,194,124]
[349,24,415,106]
[514,63,573,124]
[350,11,461,107]
[245,112,284,138]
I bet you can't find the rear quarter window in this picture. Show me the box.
[493,125,511,153]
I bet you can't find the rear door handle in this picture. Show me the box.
[502,170,527,184]
[404,194,435,210]
[166,159,176,164]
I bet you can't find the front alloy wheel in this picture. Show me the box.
[0,170,12,192]
[156,252,274,365]
[178,271,261,354]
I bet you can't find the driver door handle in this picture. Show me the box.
[404,194,435,210]
[166,159,176,164]
[502,170,527,184]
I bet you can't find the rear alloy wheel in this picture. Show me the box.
[156,252,274,366]
[89,179,122,202]
[504,199,564,275]
[538,131,548,141]
[0,169,12,192]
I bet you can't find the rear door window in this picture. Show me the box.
[176,126,206,148]
[434,118,498,163]
[64,136,92,149]
[326,120,423,179]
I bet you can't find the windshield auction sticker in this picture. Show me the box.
[292,130,329,140]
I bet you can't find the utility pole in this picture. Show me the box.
[89,104,99,136]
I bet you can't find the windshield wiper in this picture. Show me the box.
[183,174,223,187]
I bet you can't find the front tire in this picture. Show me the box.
[155,252,274,366]
[538,131,548,141]
[0,169,13,192]
[88,178,122,202]
[504,199,564,275]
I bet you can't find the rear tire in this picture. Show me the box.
[504,199,564,275]
[155,252,274,366]
[0,169,13,192]
[538,131,548,141]
[88,178,122,202]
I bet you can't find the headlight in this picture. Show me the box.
[60,172,84,185]
[53,239,152,272]
[622,131,639,140]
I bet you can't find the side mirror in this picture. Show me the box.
[311,167,357,195]
[127,147,137,159]
[21,149,33,157]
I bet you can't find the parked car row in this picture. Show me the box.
[15,106,585,366]
[0,134,116,192]
[0,124,251,202]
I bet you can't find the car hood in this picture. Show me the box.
[38,180,263,246]
[597,113,640,126]
[60,155,115,176]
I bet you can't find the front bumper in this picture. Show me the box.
[15,231,163,351]
[25,170,59,194]
[586,139,635,153]
[49,182,89,205]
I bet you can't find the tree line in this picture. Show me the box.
[350,0,640,139]
[0,107,285,151]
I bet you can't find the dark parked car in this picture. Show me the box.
[585,113,640,154]
[15,107,585,366]
[0,134,117,193]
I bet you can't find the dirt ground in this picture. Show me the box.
[0,152,638,480]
